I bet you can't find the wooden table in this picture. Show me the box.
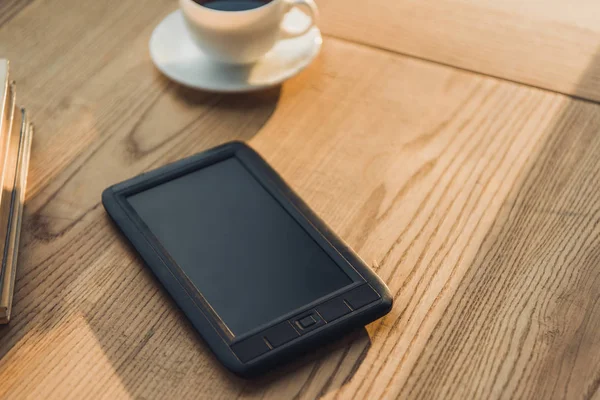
[2,0,600,398]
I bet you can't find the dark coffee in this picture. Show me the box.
[194,0,271,11]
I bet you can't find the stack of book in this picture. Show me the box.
[0,59,33,324]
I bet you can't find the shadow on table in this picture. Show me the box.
[172,78,280,110]
[396,49,600,398]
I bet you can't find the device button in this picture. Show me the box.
[293,313,324,333]
[344,285,380,310]
[298,315,317,328]
[263,321,299,348]
[316,297,352,322]
[231,335,270,363]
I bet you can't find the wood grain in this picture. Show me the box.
[1,0,600,399]
[0,0,35,28]
[320,0,600,102]
[400,92,600,400]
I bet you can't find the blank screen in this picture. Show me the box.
[127,158,352,335]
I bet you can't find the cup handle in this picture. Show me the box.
[279,0,318,40]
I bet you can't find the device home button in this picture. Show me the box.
[293,313,324,333]
[298,315,317,328]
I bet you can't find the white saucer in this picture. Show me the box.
[149,10,322,92]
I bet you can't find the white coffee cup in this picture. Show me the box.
[179,0,318,64]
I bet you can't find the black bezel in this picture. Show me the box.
[102,141,392,377]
